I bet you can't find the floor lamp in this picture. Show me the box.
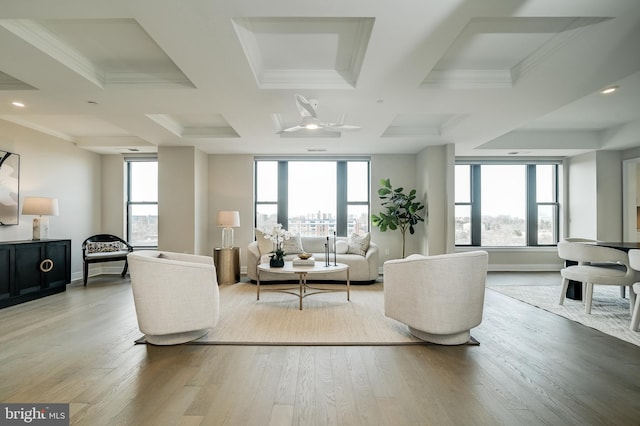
[22,197,59,240]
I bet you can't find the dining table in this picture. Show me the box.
[592,241,640,252]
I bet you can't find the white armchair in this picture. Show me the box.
[383,251,489,345]
[128,250,220,345]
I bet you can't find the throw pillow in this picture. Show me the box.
[347,232,370,256]
[86,241,121,254]
[335,239,349,254]
[255,229,274,255]
[282,233,304,254]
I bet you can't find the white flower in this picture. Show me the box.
[261,223,292,253]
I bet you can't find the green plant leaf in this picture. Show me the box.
[371,178,426,248]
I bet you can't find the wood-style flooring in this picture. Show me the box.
[0,272,639,425]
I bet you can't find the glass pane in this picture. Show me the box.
[455,165,471,203]
[481,165,526,246]
[128,204,158,247]
[256,161,278,202]
[538,204,556,245]
[455,205,471,245]
[348,205,370,235]
[347,161,369,202]
[256,204,277,232]
[536,164,555,203]
[288,162,336,236]
[130,162,157,202]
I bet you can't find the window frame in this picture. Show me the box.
[125,157,158,248]
[455,161,560,247]
[254,158,370,236]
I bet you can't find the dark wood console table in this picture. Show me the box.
[0,239,71,308]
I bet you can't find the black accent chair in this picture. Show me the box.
[82,234,134,286]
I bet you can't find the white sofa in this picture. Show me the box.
[247,235,379,284]
[383,251,488,345]
[128,250,220,345]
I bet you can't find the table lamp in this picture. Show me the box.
[22,197,59,240]
[217,210,240,248]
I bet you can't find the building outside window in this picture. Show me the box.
[455,162,559,247]
[255,159,370,236]
[126,159,158,247]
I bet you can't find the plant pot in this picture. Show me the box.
[270,258,285,268]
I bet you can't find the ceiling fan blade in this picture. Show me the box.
[324,122,361,131]
[295,94,317,118]
[282,125,305,133]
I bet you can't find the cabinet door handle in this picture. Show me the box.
[40,259,54,272]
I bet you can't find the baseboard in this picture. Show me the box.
[488,264,562,272]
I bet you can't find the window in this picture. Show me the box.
[455,162,559,247]
[255,159,370,236]
[126,159,158,247]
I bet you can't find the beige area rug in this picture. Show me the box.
[487,284,640,347]
[136,282,479,346]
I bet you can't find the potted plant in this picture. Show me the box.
[371,178,426,258]
[262,223,291,267]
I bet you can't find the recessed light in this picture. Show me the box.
[600,86,618,94]
[11,101,25,108]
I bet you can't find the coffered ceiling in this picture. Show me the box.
[0,0,639,157]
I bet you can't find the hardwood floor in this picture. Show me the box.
[1,272,639,425]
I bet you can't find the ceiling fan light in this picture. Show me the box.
[600,86,618,94]
[302,116,320,130]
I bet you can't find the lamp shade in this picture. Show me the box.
[217,210,240,227]
[22,197,59,216]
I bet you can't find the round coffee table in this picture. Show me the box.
[257,261,350,310]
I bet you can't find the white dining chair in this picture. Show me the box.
[557,241,640,314]
[627,250,640,331]
[562,238,625,298]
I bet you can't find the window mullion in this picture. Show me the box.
[527,165,538,246]
[277,161,288,227]
[470,164,481,245]
[337,162,347,236]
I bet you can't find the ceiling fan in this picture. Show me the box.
[281,94,361,133]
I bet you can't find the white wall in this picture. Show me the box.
[567,152,598,239]
[566,151,623,241]
[158,146,209,254]
[0,120,101,280]
[194,148,209,255]
[596,151,623,240]
[369,154,419,262]
[101,155,126,236]
[416,144,455,256]
[208,155,255,270]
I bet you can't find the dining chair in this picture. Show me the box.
[562,237,628,298]
[557,241,640,314]
[627,249,640,331]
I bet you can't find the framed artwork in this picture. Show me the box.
[0,150,20,225]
